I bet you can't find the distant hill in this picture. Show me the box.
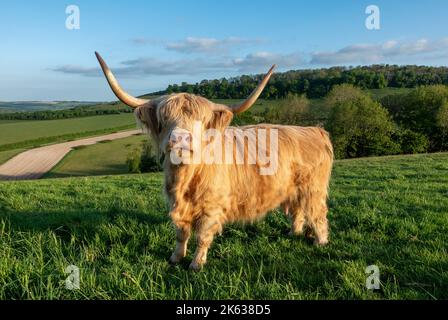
[0,101,101,113]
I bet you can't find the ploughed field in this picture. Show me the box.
[0,153,446,299]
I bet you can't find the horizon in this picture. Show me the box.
[2,0,448,101]
[1,62,447,103]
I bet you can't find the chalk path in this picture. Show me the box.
[0,129,142,180]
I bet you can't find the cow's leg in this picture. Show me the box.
[288,198,307,236]
[307,191,329,246]
[189,215,222,271]
[169,220,192,264]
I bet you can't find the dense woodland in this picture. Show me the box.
[163,65,448,99]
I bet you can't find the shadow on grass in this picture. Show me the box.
[44,163,129,179]
[0,208,167,241]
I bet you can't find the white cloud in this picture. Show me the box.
[52,51,301,77]
[234,52,302,71]
[50,65,101,77]
[130,37,165,46]
[166,37,219,52]
[120,57,232,75]
[311,38,448,65]
[165,37,261,53]
[52,37,448,80]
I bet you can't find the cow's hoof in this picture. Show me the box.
[169,254,183,265]
[288,230,304,237]
[313,239,328,246]
[189,261,203,272]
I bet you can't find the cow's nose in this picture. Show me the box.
[168,130,191,148]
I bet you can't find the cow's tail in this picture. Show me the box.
[315,127,334,201]
[317,127,334,165]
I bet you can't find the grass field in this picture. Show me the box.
[0,120,24,124]
[46,135,147,178]
[0,113,135,146]
[0,113,136,153]
[212,98,281,114]
[0,152,446,299]
[368,87,412,100]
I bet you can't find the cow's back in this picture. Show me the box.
[212,124,333,223]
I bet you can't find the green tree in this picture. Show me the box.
[126,148,142,173]
[139,140,163,172]
[325,84,366,109]
[326,95,399,159]
[387,85,448,150]
[264,93,309,125]
[393,129,429,154]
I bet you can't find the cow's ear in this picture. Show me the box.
[208,109,233,131]
[135,104,159,136]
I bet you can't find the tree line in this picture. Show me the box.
[165,65,448,99]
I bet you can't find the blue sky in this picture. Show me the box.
[1,0,448,101]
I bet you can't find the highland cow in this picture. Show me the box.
[96,52,334,270]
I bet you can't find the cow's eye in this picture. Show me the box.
[181,106,193,116]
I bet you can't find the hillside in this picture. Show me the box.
[0,114,137,165]
[0,152,446,299]
[0,101,99,113]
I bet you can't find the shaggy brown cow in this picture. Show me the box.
[95,52,334,270]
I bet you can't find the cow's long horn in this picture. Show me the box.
[95,52,149,108]
[230,65,276,114]
[211,103,231,112]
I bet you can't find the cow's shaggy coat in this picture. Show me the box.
[96,52,334,270]
[136,94,333,270]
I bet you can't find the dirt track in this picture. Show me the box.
[0,130,142,180]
